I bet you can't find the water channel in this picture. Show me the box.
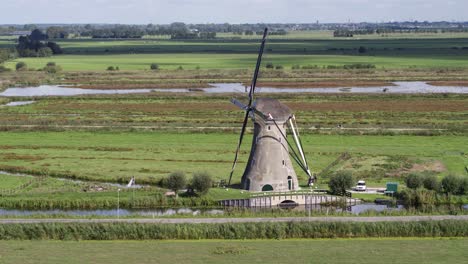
[1,82,468,97]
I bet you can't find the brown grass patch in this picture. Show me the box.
[428,81,468,87]
[41,102,237,113]
[410,160,446,173]
[287,100,468,112]
[0,153,44,161]
[74,83,208,89]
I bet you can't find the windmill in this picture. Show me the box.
[228,28,313,192]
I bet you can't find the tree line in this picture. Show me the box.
[15,29,62,57]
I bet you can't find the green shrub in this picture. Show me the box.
[422,173,440,191]
[441,174,464,194]
[150,63,159,70]
[275,65,283,70]
[265,62,274,69]
[0,65,10,72]
[166,171,187,197]
[107,66,115,71]
[291,64,300,70]
[191,171,212,195]
[398,188,438,209]
[404,173,424,189]
[343,63,376,69]
[328,171,354,195]
[15,62,27,71]
[43,62,61,73]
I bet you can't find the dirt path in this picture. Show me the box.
[1,215,467,224]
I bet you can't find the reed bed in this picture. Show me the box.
[0,220,466,240]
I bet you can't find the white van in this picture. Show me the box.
[355,180,367,191]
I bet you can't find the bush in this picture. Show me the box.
[404,173,424,189]
[265,62,274,69]
[191,171,212,195]
[328,171,354,195]
[43,62,61,73]
[291,64,300,70]
[150,63,159,70]
[358,46,367,53]
[275,65,283,70]
[37,47,53,57]
[398,188,437,208]
[441,174,463,194]
[460,177,468,195]
[177,66,183,70]
[343,63,376,69]
[422,173,440,191]
[15,62,27,71]
[107,66,115,71]
[166,171,187,197]
[0,65,10,72]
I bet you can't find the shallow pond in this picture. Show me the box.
[1,82,467,97]
[3,101,35,106]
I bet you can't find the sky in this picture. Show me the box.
[1,0,467,24]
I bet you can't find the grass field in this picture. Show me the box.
[2,35,468,72]
[0,238,466,264]
[0,93,466,134]
[5,53,468,71]
[0,132,466,186]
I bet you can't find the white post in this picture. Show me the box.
[117,188,121,219]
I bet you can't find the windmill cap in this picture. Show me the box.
[253,98,292,121]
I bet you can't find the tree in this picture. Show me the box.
[328,171,354,195]
[15,62,27,71]
[191,172,212,195]
[404,173,424,189]
[30,29,47,41]
[441,174,463,194]
[150,63,159,70]
[37,47,53,57]
[422,174,440,191]
[43,62,62,73]
[166,171,187,198]
[46,26,68,39]
[47,42,63,54]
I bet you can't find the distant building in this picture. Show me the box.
[10,31,30,36]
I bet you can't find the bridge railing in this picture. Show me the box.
[250,189,328,198]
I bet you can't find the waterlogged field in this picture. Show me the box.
[0,238,466,264]
[0,132,466,186]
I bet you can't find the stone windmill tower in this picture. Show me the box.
[228,28,312,192]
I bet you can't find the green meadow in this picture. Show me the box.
[0,132,466,186]
[5,53,468,71]
[0,238,466,264]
